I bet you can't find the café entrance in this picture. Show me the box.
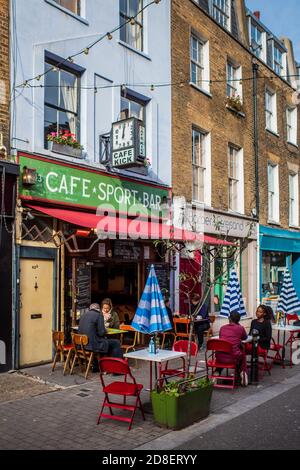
[91,262,139,323]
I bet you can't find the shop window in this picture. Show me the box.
[262,252,287,297]
[120,0,143,51]
[213,247,235,309]
[44,58,81,148]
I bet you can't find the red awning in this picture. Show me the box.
[27,204,234,245]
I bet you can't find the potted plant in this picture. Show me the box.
[47,131,84,158]
[151,375,213,430]
[225,95,244,114]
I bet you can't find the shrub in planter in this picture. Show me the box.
[151,376,213,430]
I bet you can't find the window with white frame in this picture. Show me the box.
[120,0,143,51]
[190,35,210,93]
[274,46,284,76]
[44,60,80,147]
[226,62,242,99]
[265,90,277,133]
[289,172,299,227]
[250,21,263,59]
[286,107,298,145]
[192,129,211,204]
[268,164,280,222]
[228,145,244,213]
[54,0,80,15]
[211,0,230,30]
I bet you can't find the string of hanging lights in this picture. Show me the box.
[17,0,162,89]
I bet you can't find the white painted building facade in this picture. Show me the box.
[11,0,171,186]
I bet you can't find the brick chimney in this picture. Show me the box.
[253,11,260,20]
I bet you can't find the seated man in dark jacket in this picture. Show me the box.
[79,303,122,371]
[191,294,210,349]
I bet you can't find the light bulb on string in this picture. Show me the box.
[130,17,135,25]
[68,56,74,63]
[36,75,42,81]
[94,87,98,94]
[107,32,113,40]
[150,84,155,91]
[83,48,89,55]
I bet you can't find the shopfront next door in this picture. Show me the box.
[19,258,54,367]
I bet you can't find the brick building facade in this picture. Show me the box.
[171,0,300,318]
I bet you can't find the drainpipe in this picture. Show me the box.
[252,62,260,306]
[252,62,260,221]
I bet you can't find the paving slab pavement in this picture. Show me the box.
[0,354,299,450]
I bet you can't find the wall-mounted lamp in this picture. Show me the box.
[22,166,37,186]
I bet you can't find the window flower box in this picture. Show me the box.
[225,95,244,115]
[47,132,84,159]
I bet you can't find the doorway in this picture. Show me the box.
[19,258,54,366]
[91,262,138,322]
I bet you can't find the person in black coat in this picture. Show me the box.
[191,293,210,349]
[79,303,123,359]
[249,305,272,350]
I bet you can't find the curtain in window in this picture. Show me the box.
[60,74,77,135]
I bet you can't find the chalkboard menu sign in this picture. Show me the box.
[113,241,142,260]
[146,263,170,295]
[76,262,91,310]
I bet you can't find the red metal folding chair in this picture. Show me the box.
[285,314,300,367]
[160,340,199,381]
[268,338,284,368]
[97,358,145,430]
[205,339,238,390]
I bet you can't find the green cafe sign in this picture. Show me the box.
[19,155,169,214]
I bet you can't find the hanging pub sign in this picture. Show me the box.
[111,117,146,169]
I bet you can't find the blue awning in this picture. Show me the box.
[260,225,300,253]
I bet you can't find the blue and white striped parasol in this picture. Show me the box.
[131,265,172,334]
[220,269,247,317]
[277,269,300,315]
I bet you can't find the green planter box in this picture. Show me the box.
[151,383,213,430]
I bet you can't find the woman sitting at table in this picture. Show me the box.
[101,298,120,330]
[249,305,272,351]
[216,311,248,385]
